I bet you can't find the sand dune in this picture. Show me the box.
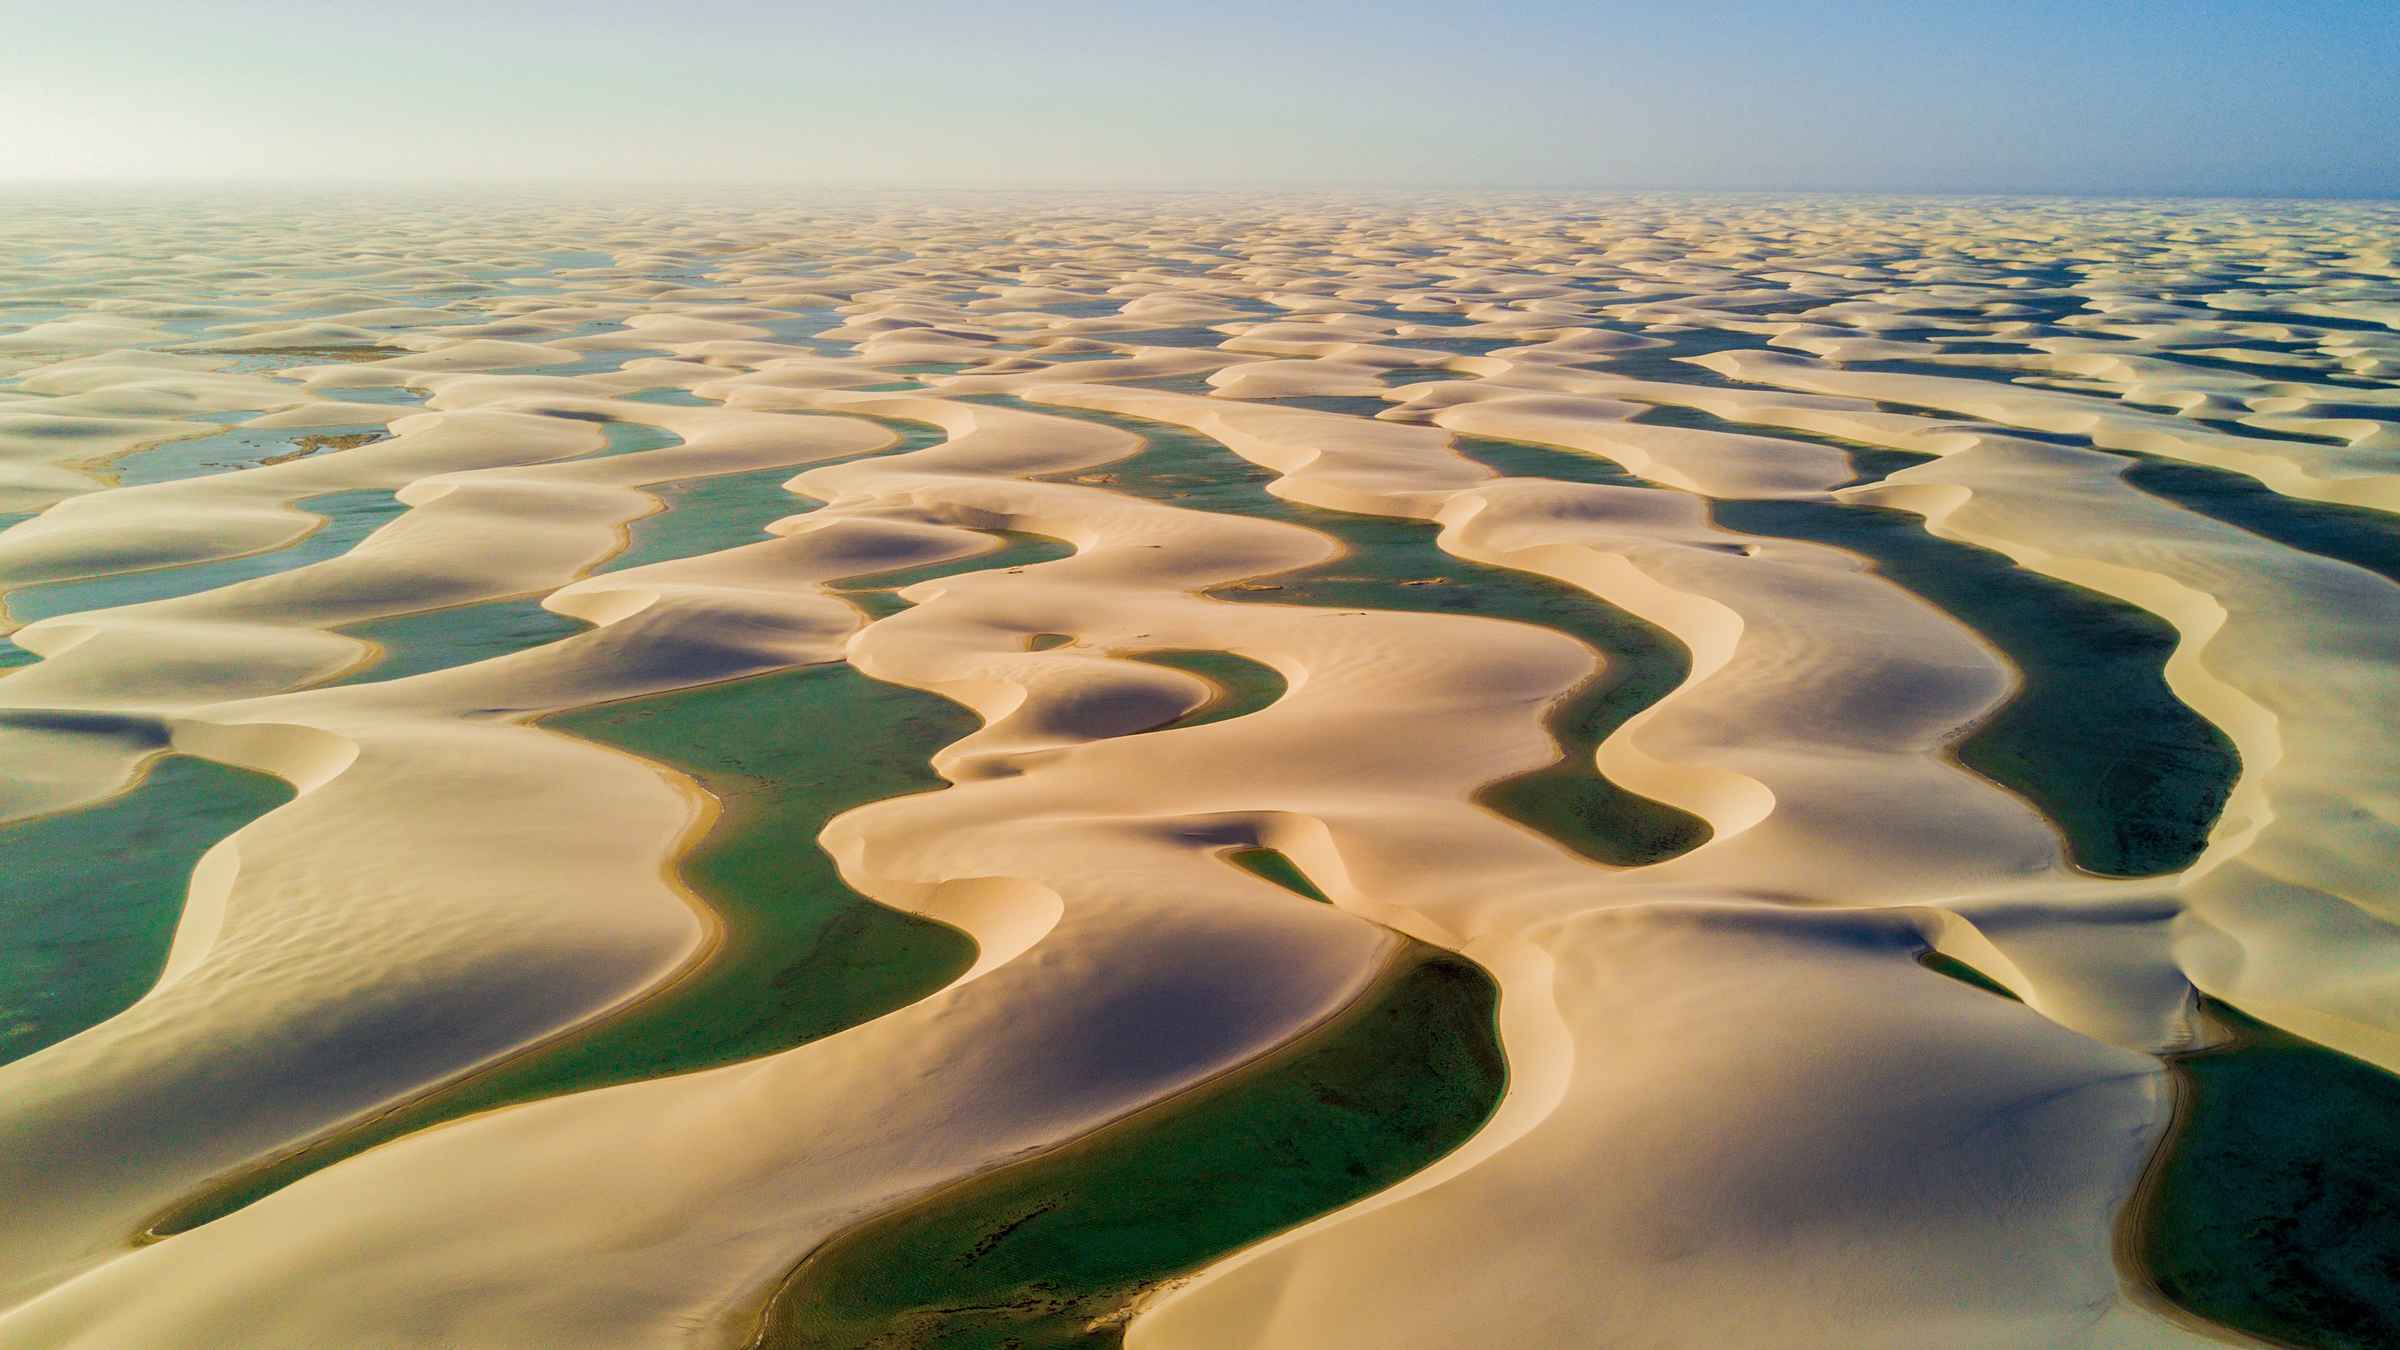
[1,191,2396,1347]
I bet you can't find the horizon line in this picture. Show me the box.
[1,178,2396,204]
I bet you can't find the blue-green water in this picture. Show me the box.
[0,514,32,669]
[757,942,1503,1350]
[332,596,589,687]
[149,518,1083,1236]
[1126,650,1288,735]
[2143,1000,2400,1349]
[623,387,714,407]
[833,532,1078,623]
[1707,496,2237,877]
[527,348,673,378]
[1432,417,2237,876]
[0,754,294,1067]
[325,423,946,684]
[4,489,405,627]
[994,398,1710,867]
[597,466,809,576]
[552,418,682,462]
[115,425,385,488]
[324,386,427,409]
[597,420,947,580]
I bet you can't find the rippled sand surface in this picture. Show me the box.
[3,189,2397,1347]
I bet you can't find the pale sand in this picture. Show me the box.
[0,192,2393,1346]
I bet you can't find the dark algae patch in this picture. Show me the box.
[114,425,387,487]
[1625,401,1937,487]
[1442,436,1712,865]
[832,531,1076,623]
[754,943,1505,1349]
[1705,492,2236,878]
[1406,419,2236,874]
[1602,406,2241,873]
[1125,649,1286,734]
[1223,847,1330,903]
[0,756,292,1067]
[2136,999,2400,1349]
[1916,950,2020,1002]
[2120,456,2400,590]
[151,664,983,1236]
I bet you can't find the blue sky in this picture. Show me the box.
[4,0,2394,194]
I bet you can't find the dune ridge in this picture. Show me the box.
[0,191,2394,1346]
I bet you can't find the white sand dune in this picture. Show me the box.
[0,191,2394,1347]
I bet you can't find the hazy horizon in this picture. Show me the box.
[7,0,2395,197]
[6,31,2400,1341]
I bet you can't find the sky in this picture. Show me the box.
[3,0,2395,195]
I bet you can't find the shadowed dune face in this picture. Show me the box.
[0,190,2396,1349]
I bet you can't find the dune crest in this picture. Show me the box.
[0,191,2394,1347]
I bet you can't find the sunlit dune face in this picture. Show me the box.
[0,190,2396,1350]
